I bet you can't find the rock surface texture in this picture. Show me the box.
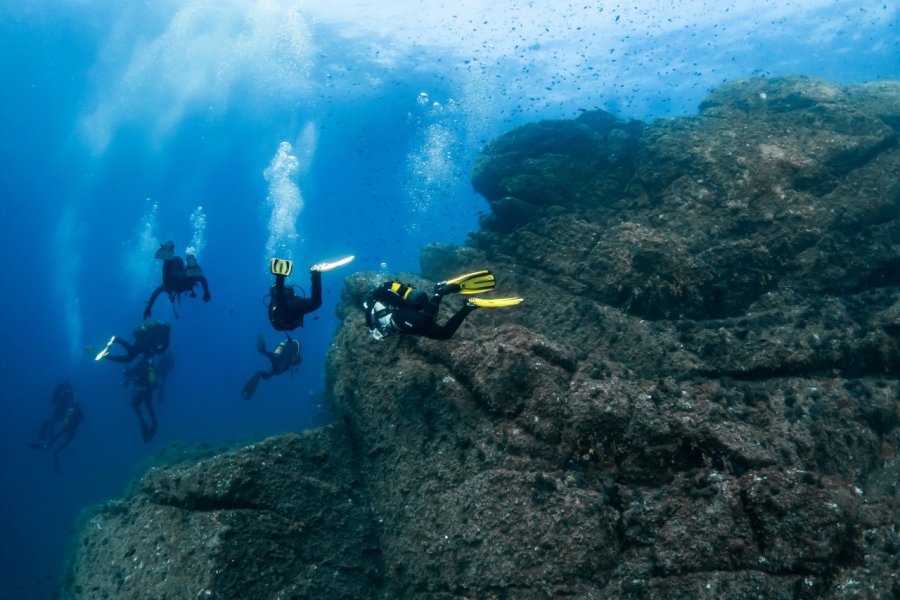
[64,76,899,599]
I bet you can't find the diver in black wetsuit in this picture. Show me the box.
[36,381,75,442]
[30,383,84,473]
[91,320,171,364]
[240,336,302,400]
[362,270,523,341]
[363,281,476,340]
[266,255,354,332]
[144,241,211,319]
[268,261,322,332]
[122,350,173,442]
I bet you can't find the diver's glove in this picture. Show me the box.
[143,304,152,320]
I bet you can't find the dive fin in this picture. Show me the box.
[94,336,116,361]
[310,255,354,273]
[440,270,496,294]
[270,258,293,277]
[241,373,262,400]
[467,296,524,308]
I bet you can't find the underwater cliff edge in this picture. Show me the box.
[64,76,899,599]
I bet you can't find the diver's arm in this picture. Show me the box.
[274,275,287,304]
[308,269,322,308]
[144,286,164,319]
[292,270,323,315]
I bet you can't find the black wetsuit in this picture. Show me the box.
[144,256,211,319]
[268,270,322,332]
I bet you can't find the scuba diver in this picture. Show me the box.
[144,240,211,319]
[267,255,354,332]
[29,383,84,473]
[363,270,523,341]
[122,350,174,443]
[88,319,171,364]
[36,380,76,443]
[240,335,302,400]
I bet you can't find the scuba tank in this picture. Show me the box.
[146,356,158,388]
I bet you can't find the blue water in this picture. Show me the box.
[0,2,896,597]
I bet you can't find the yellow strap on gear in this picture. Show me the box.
[389,282,414,300]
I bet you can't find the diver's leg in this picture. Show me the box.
[114,337,135,351]
[54,429,75,453]
[145,395,156,421]
[52,430,75,473]
[422,294,443,320]
[427,304,476,340]
[143,397,157,442]
[132,392,148,430]
[39,417,58,440]
[47,427,66,447]
[106,338,139,363]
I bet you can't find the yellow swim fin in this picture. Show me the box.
[467,297,523,308]
[310,255,355,273]
[270,258,293,277]
[439,270,496,294]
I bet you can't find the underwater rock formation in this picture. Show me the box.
[63,429,383,598]
[64,76,899,599]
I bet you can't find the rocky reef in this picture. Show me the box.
[63,76,899,599]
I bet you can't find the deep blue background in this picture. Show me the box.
[0,2,896,597]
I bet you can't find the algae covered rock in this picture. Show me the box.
[64,427,383,599]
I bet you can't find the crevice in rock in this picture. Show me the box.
[150,493,263,513]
